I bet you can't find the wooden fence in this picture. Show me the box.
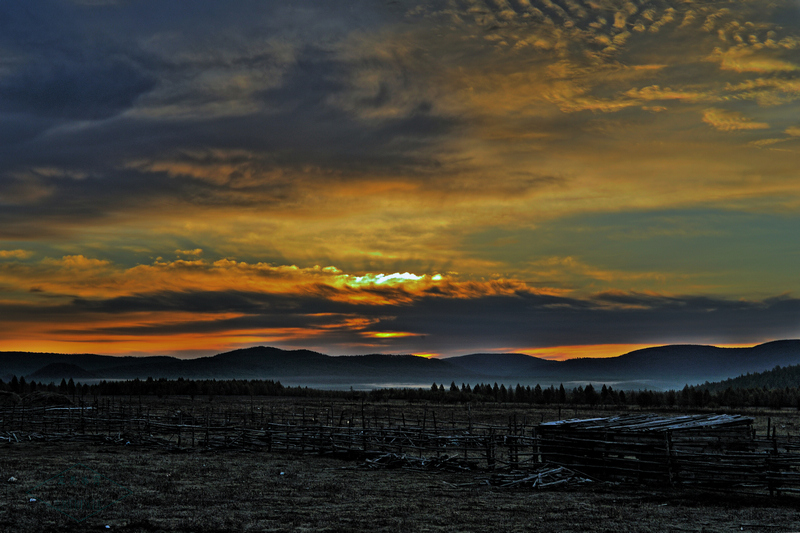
[2,400,799,495]
[0,399,536,469]
[537,414,800,495]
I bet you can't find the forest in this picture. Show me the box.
[3,363,800,409]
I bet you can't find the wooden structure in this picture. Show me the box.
[3,401,800,495]
[0,399,536,468]
[538,414,800,493]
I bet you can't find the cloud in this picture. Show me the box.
[710,46,799,73]
[0,250,33,260]
[702,108,769,131]
[2,1,800,356]
[1,0,795,230]
[0,254,536,307]
[624,85,714,103]
[0,244,797,355]
[0,58,155,121]
[725,77,800,106]
[4,277,797,356]
[175,249,203,257]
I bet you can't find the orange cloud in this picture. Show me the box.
[176,248,203,256]
[702,108,769,131]
[0,250,34,260]
[0,254,551,307]
[624,85,714,103]
[709,46,799,73]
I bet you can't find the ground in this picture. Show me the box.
[2,398,800,532]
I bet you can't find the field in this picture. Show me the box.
[2,397,800,532]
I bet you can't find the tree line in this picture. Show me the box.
[425,381,800,409]
[701,364,800,392]
[1,375,800,409]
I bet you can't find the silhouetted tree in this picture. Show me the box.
[557,384,567,404]
[584,384,599,406]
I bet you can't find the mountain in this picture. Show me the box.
[29,363,98,381]
[445,353,560,378]
[5,347,484,386]
[559,340,800,388]
[0,352,178,381]
[3,340,800,390]
[437,341,800,389]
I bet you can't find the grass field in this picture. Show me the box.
[2,397,800,532]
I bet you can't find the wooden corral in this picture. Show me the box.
[538,414,800,494]
[0,399,536,469]
[3,401,800,495]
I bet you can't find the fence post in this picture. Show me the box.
[486,428,495,469]
[665,430,675,486]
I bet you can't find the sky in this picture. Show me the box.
[1,0,799,359]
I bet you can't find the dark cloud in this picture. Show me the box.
[0,169,191,238]
[4,287,795,354]
[384,292,800,352]
[261,49,345,111]
[0,2,157,126]
[0,28,458,230]
[0,57,155,121]
[0,114,53,149]
[0,1,420,159]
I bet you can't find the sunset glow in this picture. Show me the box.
[513,343,768,362]
[1,1,799,359]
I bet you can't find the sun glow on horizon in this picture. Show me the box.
[514,342,772,361]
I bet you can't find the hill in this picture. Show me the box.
[2,340,800,390]
[699,363,800,392]
[4,347,485,386]
[444,353,559,377]
[446,341,800,389]
[29,363,98,381]
[556,340,800,388]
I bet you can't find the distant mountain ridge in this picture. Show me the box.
[30,363,98,381]
[442,341,800,388]
[2,340,800,390]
